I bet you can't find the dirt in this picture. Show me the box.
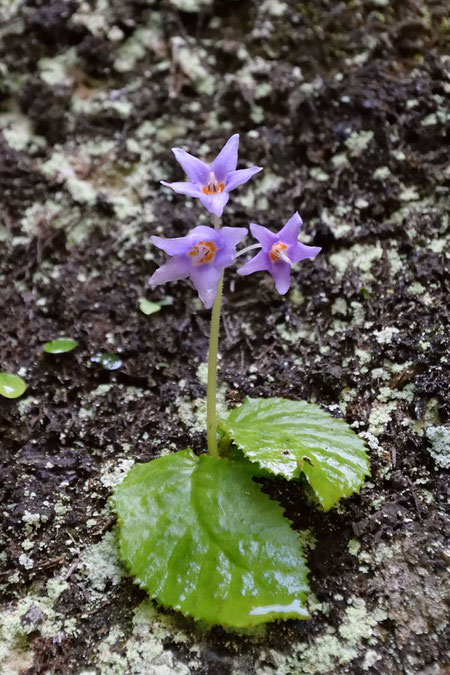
[0,1,449,674]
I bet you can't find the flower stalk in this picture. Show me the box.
[207,213,223,456]
[206,272,223,457]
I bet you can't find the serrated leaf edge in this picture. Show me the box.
[219,397,371,512]
[111,450,311,628]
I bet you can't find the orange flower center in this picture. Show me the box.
[202,171,224,195]
[270,242,289,262]
[189,240,216,264]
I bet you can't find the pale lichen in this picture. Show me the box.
[81,531,124,595]
[0,579,72,673]
[425,426,450,469]
[94,601,199,674]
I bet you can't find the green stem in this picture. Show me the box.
[206,213,223,457]
[206,273,223,457]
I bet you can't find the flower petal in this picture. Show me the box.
[214,227,248,267]
[199,191,230,217]
[289,242,322,264]
[160,181,203,198]
[249,223,278,251]
[210,134,239,182]
[190,265,223,309]
[189,225,218,241]
[219,226,248,248]
[277,212,303,244]
[271,261,292,295]
[224,166,263,193]
[237,250,271,276]
[171,148,210,184]
[151,234,192,256]
[149,256,191,286]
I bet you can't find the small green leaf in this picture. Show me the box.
[158,295,174,306]
[220,398,370,511]
[43,338,78,354]
[0,373,27,399]
[113,450,309,627]
[92,352,122,370]
[139,298,161,315]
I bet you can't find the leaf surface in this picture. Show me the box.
[139,298,161,315]
[0,373,26,399]
[43,338,78,354]
[113,450,309,627]
[220,398,370,511]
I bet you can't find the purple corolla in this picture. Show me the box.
[237,213,321,295]
[161,134,263,217]
[149,225,247,309]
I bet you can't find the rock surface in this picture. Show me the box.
[0,0,449,673]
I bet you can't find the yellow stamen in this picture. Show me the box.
[270,242,289,263]
[202,171,224,195]
[189,240,216,264]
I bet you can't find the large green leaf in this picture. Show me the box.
[220,398,370,512]
[113,450,309,627]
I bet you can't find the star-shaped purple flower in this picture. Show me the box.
[237,213,321,295]
[161,134,263,218]
[149,225,247,309]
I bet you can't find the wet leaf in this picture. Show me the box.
[92,352,122,370]
[220,397,370,511]
[113,449,310,627]
[0,373,27,399]
[43,338,78,354]
[139,298,161,315]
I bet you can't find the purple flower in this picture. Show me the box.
[161,134,263,217]
[237,213,321,295]
[149,225,247,309]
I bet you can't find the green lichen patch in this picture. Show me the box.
[426,426,450,469]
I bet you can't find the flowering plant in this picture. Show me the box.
[113,134,370,628]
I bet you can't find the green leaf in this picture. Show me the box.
[113,450,309,627]
[220,398,370,512]
[43,338,78,354]
[92,352,122,370]
[139,298,161,315]
[0,373,26,399]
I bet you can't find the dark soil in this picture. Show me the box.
[0,1,449,674]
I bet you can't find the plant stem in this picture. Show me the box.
[236,243,261,258]
[206,213,223,457]
[206,273,223,457]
